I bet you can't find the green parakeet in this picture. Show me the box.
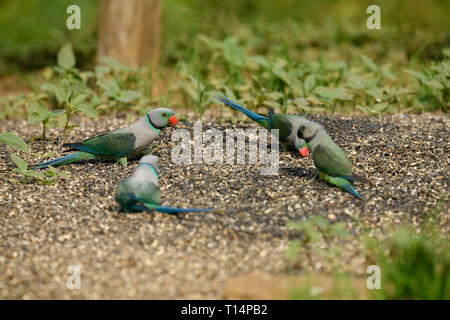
[216,96,310,156]
[116,155,211,214]
[32,108,177,169]
[296,121,361,198]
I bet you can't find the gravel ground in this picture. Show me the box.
[0,112,448,299]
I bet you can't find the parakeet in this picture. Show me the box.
[31,108,177,169]
[116,155,211,214]
[216,95,309,157]
[296,121,361,198]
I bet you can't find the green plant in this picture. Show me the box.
[285,215,351,270]
[9,153,68,184]
[26,100,64,140]
[37,43,99,141]
[406,48,450,112]
[366,202,449,299]
[177,72,211,118]
[0,132,29,152]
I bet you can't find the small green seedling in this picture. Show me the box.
[0,132,29,152]
[9,153,68,184]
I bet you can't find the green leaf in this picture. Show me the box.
[99,56,121,70]
[57,43,76,69]
[310,215,330,231]
[10,153,28,171]
[25,170,46,181]
[46,166,69,180]
[74,103,99,118]
[330,223,351,238]
[222,38,245,68]
[41,82,64,104]
[249,55,270,69]
[27,103,55,124]
[304,226,322,243]
[356,105,371,114]
[116,90,142,103]
[405,69,428,83]
[286,221,303,232]
[314,87,353,101]
[59,78,73,101]
[0,133,29,152]
[374,102,389,113]
[293,98,310,108]
[361,54,378,72]
[272,68,290,84]
[71,94,87,106]
[98,79,120,97]
[367,87,384,102]
[304,74,316,94]
[285,239,301,261]
[424,80,444,90]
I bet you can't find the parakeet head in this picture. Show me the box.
[147,108,177,129]
[296,121,324,156]
[139,154,159,171]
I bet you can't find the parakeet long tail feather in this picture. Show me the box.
[120,194,211,214]
[215,95,267,123]
[339,182,361,199]
[332,177,361,199]
[155,205,211,214]
[30,152,95,169]
[146,204,211,214]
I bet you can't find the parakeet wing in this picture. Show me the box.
[313,143,352,177]
[271,114,293,141]
[65,131,136,157]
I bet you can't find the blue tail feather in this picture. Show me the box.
[119,193,211,214]
[153,205,212,214]
[268,107,274,130]
[340,182,361,199]
[215,95,267,123]
[31,153,78,169]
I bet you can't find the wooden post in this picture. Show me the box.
[97,0,161,68]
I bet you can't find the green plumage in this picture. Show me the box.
[116,179,161,213]
[311,137,360,198]
[312,143,352,178]
[262,114,294,142]
[32,107,176,169]
[66,131,136,158]
[298,123,361,199]
[216,96,305,150]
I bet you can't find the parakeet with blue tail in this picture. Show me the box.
[31,108,177,169]
[116,155,212,214]
[215,95,310,157]
[296,121,361,199]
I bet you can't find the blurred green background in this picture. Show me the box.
[0,0,449,73]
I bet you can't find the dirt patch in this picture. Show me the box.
[0,112,448,299]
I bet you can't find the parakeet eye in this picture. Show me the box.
[161,113,167,117]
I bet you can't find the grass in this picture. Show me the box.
[286,198,449,299]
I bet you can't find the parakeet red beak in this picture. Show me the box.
[299,147,309,157]
[169,115,177,125]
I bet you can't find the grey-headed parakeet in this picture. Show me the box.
[32,108,177,169]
